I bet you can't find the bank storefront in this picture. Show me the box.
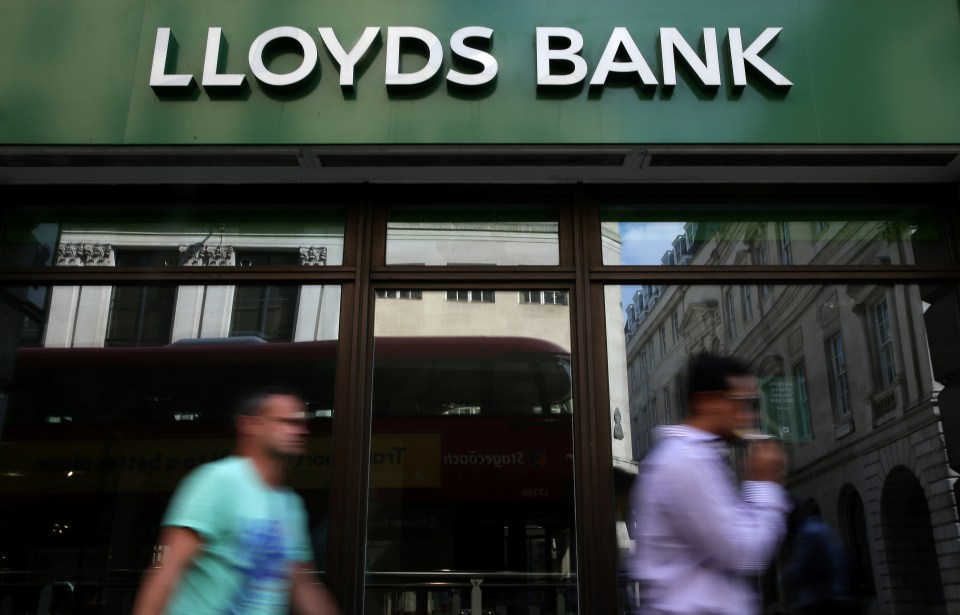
[2,0,960,613]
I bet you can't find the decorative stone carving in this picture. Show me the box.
[299,246,328,266]
[179,245,235,266]
[56,242,115,266]
[87,243,113,265]
[613,407,624,440]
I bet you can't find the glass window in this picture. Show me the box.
[386,207,559,266]
[608,282,953,614]
[0,283,341,614]
[0,206,345,268]
[600,205,946,267]
[366,290,577,614]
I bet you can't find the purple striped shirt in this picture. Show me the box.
[628,425,790,615]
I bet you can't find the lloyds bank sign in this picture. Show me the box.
[3,0,958,145]
[150,26,792,94]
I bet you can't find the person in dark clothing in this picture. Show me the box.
[781,497,854,614]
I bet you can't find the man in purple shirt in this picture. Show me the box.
[628,354,790,615]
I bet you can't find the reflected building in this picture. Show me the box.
[30,221,345,347]
[621,219,958,613]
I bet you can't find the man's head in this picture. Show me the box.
[232,387,309,459]
[686,353,759,440]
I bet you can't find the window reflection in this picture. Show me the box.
[0,207,345,267]
[367,290,576,615]
[386,207,559,266]
[602,206,946,266]
[608,281,955,614]
[0,285,340,614]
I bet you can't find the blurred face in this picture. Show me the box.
[694,375,760,440]
[717,375,761,440]
[253,394,309,459]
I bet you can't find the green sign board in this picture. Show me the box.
[1,0,959,144]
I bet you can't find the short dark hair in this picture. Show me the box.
[231,386,303,420]
[687,353,753,401]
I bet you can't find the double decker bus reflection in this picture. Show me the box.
[0,336,576,614]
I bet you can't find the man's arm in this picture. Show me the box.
[130,527,203,615]
[291,562,341,615]
[658,441,790,575]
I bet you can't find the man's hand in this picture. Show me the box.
[291,563,341,615]
[744,439,787,484]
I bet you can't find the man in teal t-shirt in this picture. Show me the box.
[133,389,340,615]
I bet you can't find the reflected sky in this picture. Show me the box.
[619,222,686,316]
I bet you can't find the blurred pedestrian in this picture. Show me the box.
[782,497,854,614]
[132,387,340,615]
[628,353,791,614]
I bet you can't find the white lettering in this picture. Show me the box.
[447,26,497,86]
[536,27,587,86]
[589,27,658,87]
[248,27,318,87]
[202,27,245,88]
[728,27,792,89]
[660,27,720,88]
[318,27,381,90]
[150,28,194,89]
[385,26,444,86]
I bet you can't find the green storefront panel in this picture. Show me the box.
[0,0,958,144]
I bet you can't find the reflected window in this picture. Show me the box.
[520,290,568,305]
[446,290,495,303]
[671,310,680,343]
[106,286,176,347]
[778,221,793,265]
[230,286,298,341]
[662,386,671,423]
[725,288,738,340]
[873,299,897,388]
[828,333,852,419]
[793,362,813,441]
[376,290,422,300]
[106,250,178,347]
[742,285,753,322]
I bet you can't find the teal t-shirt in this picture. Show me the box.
[162,457,314,615]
